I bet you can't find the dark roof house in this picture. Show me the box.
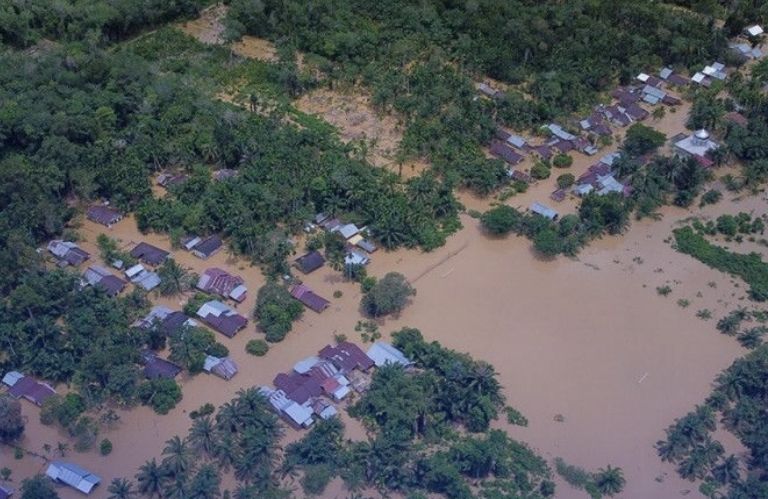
[197,268,247,302]
[295,251,326,274]
[6,374,56,406]
[489,141,523,165]
[86,206,122,226]
[192,235,223,260]
[273,372,323,405]
[196,301,248,338]
[141,352,182,380]
[130,242,169,266]
[47,240,90,267]
[290,284,330,313]
[318,342,374,373]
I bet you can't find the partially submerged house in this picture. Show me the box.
[730,42,763,60]
[636,72,663,88]
[545,124,576,141]
[197,268,247,302]
[45,462,101,495]
[0,484,13,499]
[83,266,127,297]
[47,240,90,267]
[530,202,558,221]
[345,250,370,267]
[334,223,361,240]
[191,235,223,260]
[133,306,197,334]
[366,342,412,368]
[318,341,374,374]
[659,67,690,87]
[356,239,378,254]
[2,371,56,406]
[124,264,161,291]
[490,141,523,165]
[295,251,325,274]
[675,129,719,167]
[290,284,330,313]
[141,351,182,380]
[196,300,248,338]
[204,355,238,380]
[86,205,122,227]
[129,242,169,266]
[259,386,315,428]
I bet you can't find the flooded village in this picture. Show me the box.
[2,5,768,499]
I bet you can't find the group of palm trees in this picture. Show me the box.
[105,388,286,498]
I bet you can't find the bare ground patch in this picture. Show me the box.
[178,4,227,45]
[296,89,408,168]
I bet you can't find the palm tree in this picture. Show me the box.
[189,415,217,458]
[136,458,165,498]
[188,464,221,499]
[162,435,192,477]
[107,477,136,499]
[594,465,626,496]
[712,454,740,486]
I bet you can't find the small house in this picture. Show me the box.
[196,300,248,338]
[335,223,360,240]
[530,202,558,221]
[47,240,90,267]
[745,25,764,37]
[192,235,222,260]
[258,386,315,429]
[83,266,127,297]
[624,103,649,121]
[157,173,188,189]
[318,341,374,374]
[345,250,370,267]
[490,141,523,165]
[505,134,527,149]
[366,342,412,368]
[45,462,101,495]
[356,239,378,254]
[295,251,325,274]
[133,306,197,334]
[197,268,247,302]
[130,242,169,266]
[86,205,122,227]
[3,372,56,406]
[475,82,500,98]
[181,236,202,251]
[204,355,238,380]
[141,352,182,380]
[290,284,330,313]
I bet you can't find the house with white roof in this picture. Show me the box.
[367,342,413,368]
[675,129,719,167]
[46,462,101,495]
[530,202,558,221]
[745,25,764,37]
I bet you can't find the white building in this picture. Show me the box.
[675,129,719,160]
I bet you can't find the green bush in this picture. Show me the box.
[99,438,113,456]
[301,465,333,496]
[552,154,573,168]
[531,162,551,180]
[138,379,182,415]
[556,173,575,189]
[700,189,722,207]
[480,205,520,235]
[246,339,269,356]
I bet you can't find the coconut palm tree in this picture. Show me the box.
[135,458,165,498]
[162,435,193,478]
[189,415,217,458]
[594,465,625,496]
[712,454,740,486]
[107,477,136,499]
[188,464,221,499]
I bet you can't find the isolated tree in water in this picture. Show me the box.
[21,475,59,499]
[593,465,625,496]
[361,272,416,317]
[0,395,24,442]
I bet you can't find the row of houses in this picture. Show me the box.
[259,341,412,428]
[314,213,377,262]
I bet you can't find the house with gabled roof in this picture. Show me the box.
[3,371,56,406]
[197,268,247,302]
[83,266,127,297]
[45,462,101,495]
[196,300,248,338]
[290,284,330,313]
[295,251,325,274]
[47,240,90,267]
[490,141,524,165]
[204,355,238,380]
[318,342,374,374]
[130,242,169,266]
[86,205,122,227]
[530,202,558,221]
[191,235,222,260]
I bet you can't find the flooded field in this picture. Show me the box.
[4,181,765,497]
